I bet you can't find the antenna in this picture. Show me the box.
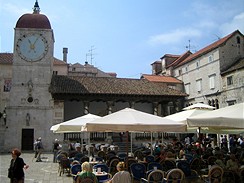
[186,40,191,51]
[86,46,96,65]
[185,39,197,52]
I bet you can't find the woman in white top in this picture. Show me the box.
[108,161,131,183]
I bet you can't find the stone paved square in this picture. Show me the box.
[0,152,73,183]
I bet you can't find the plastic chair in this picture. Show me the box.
[161,160,176,172]
[147,162,163,171]
[146,155,155,163]
[201,165,224,183]
[71,164,82,182]
[97,151,106,160]
[76,176,96,183]
[141,169,165,183]
[134,150,144,161]
[163,168,185,183]
[207,156,217,166]
[58,157,71,176]
[127,158,138,173]
[239,166,244,183]
[130,163,146,182]
[108,158,120,176]
[176,160,199,181]
[118,152,127,161]
[189,157,201,173]
[184,154,193,163]
[80,156,89,164]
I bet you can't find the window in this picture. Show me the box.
[53,71,58,75]
[209,74,216,89]
[185,66,188,72]
[178,69,182,76]
[237,36,240,44]
[208,55,213,63]
[196,60,200,68]
[72,67,76,71]
[196,79,202,92]
[185,83,190,95]
[4,79,12,92]
[227,76,233,86]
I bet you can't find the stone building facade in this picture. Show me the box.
[151,30,244,108]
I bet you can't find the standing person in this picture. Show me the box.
[8,148,29,183]
[53,139,60,163]
[36,137,43,162]
[107,162,131,183]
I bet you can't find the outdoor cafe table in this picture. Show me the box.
[93,171,109,182]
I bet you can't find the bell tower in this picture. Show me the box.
[5,1,55,151]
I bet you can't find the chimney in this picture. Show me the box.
[63,47,68,62]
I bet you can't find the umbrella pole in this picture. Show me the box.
[88,132,90,157]
[151,132,153,155]
[126,131,129,170]
[131,132,133,154]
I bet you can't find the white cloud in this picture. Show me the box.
[148,28,202,46]
[2,3,29,16]
[220,12,244,35]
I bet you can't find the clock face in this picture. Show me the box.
[16,34,48,62]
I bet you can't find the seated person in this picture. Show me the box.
[165,151,176,161]
[226,154,239,172]
[76,161,98,183]
[107,162,131,183]
[215,153,226,169]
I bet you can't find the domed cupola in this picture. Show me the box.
[15,0,51,29]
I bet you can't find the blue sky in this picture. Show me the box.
[0,0,244,78]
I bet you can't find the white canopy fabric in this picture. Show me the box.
[82,108,187,133]
[50,113,101,133]
[183,103,215,110]
[187,103,244,129]
[164,109,212,133]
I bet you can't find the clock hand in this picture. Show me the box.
[33,37,39,45]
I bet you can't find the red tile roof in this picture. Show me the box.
[0,53,13,64]
[167,51,192,68]
[54,58,67,65]
[176,30,242,67]
[160,54,180,59]
[142,74,183,84]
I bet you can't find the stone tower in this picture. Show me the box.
[5,1,54,151]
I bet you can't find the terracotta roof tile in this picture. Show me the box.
[142,74,183,84]
[160,54,180,59]
[54,57,67,65]
[50,75,186,96]
[167,51,192,68]
[176,30,241,67]
[0,53,13,64]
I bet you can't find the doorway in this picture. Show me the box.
[22,129,34,150]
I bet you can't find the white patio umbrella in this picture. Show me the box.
[183,103,215,110]
[50,113,101,133]
[187,102,244,129]
[82,108,187,133]
[82,108,187,155]
[164,109,213,133]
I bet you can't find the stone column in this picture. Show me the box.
[84,101,89,115]
[129,101,135,109]
[106,101,114,114]
[153,102,159,115]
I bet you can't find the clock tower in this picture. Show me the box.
[5,1,55,151]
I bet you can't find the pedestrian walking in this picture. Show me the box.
[8,148,29,183]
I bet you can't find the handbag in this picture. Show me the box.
[8,167,13,178]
